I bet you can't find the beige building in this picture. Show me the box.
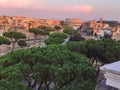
[112,27,120,40]
[65,18,83,29]
[45,19,61,26]
[0,16,63,40]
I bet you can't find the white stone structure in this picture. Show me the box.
[100,61,120,90]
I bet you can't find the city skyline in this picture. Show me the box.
[0,0,120,21]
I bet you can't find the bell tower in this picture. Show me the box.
[100,18,103,28]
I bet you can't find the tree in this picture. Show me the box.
[17,40,27,48]
[0,45,96,90]
[29,28,49,44]
[67,39,120,78]
[67,39,120,66]
[3,31,26,49]
[69,33,85,41]
[0,36,11,45]
[49,32,67,39]
[29,28,49,39]
[45,33,68,45]
[45,37,65,45]
[54,25,62,32]
[38,25,54,32]
[63,26,77,35]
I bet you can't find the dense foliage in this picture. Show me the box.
[3,31,26,40]
[63,26,77,35]
[17,40,27,48]
[45,32,68,45]
[49,32,67,39]
[0,36,11,45]
[38,25,54,32]
[69,33,85,41]
[29,28,49,36]
[3,31,26,49]
[67,39,120,64]
[0,45,96,90]
[54,26,62,31]
[45,37,64,45]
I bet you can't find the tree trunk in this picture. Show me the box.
[43,80,50,90]
[95,67,100,79]
[46,84,50,90]
[33,34,37,45]
[38,80,44,90]
[31,80,37,88]
[37,85,41,90]
[12,39,18,50]
[57,78,75,90]
[91,57,95,64]
[95,58,98,68]
[12,41,15,50]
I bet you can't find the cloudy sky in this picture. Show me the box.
[0,0,119,20]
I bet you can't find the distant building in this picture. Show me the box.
[95,29,112,38]
[112,27,120,40]
[65,18,83,29]
[45,19,61,26]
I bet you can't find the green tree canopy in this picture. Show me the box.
[17,40,27,48]
[0,36,11,45]
[45,37,65,45]
[45,32,68,45]
[0,45,96,90]
[3,31,26,49]
[38,25,54,32]
[29,28,49,36]
[67,39,120,64]
[49,32,67,39]
[63,26,77,35]
[69,33,85,42]
[3,31,26,40]
[54,25,62,31]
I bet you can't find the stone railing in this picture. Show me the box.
[100,61,120,90]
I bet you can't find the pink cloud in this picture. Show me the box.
[31,5,93,14]
[0,1,93,19]
[28,5,93,15]
[64,5,93,13]
[0,0,93,14]
[0,0,32,8]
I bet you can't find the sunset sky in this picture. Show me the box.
[0,0,119,20]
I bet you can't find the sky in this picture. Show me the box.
[0,0,120,21]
